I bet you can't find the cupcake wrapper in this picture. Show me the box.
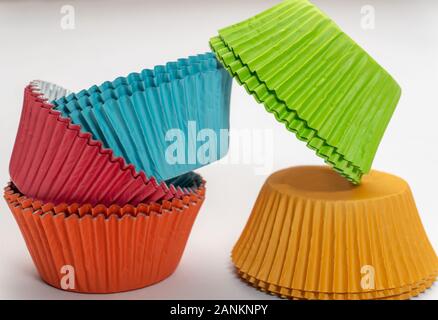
[4,183,205,293]
[210,0,401,184]
[9,85,195,206]
[50,53,232,182]
[232,166,438,297]
[210,37,361,183]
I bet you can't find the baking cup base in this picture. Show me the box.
[4,183,205,294]
[232,166,438,300]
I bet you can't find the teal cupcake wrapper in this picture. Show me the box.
[52,53,232,182]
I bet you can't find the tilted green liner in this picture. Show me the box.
[210,0,401,183]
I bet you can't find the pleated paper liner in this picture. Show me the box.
[50,53,232,182]
[237,268,436,300]
[210,0,401,184]
[4,182,205,293]
[50,56,231,182]
[9,84,194,207]
[232,166,438,299]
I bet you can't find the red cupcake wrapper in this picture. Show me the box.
[9,83,193,206]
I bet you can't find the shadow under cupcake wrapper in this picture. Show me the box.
[4,183,205,293]
[47,57,232,182]
[9,85,194,206]
[237,268,437,300]
[231,166,438,299]
[210,0,401,184]
[166,172,204,191]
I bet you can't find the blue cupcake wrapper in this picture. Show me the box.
[54,53,219,109]
[52,53,232,182]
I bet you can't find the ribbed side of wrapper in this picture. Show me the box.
[52,53,232,182]
[210,36,362,183]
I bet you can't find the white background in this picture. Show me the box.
[0,0,437,299]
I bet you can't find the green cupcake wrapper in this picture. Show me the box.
[210,36,361,183]
[210,0,401,183]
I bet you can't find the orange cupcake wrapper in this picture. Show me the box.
[4,184,205,293]
[232,166,438,296]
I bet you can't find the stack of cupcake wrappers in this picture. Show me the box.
[232,166,438,300]
[4,0,438,300]
[5,53,232,293]
[210,0,438,300]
